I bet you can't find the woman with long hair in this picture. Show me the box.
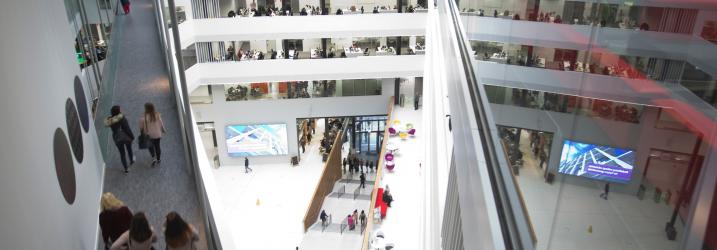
[164,212,199,250]
[99,193,133,249]
[105,105,135,173]
[110,212,157,250]
[139,103,166,166]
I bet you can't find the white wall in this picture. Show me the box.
[475,61,692,106]
[185,55,425,91]
[184,13,427,47]
[190,80,394,165]
[0,1,105,249]
[693,10,717,37]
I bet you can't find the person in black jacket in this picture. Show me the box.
[105,105,135,173]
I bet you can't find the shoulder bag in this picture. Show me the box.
[138,115,150,149]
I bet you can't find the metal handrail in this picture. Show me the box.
[338,184,346,198]
[442,0,535,248]
[353,185,361,200]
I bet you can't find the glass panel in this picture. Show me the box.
[456,0,717,248]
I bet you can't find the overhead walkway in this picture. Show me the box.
[463,16,717,77]
[98,0,206,249]
[185,56,424,92]
[176,13,428,48]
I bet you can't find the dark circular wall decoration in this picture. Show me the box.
[53,128,76,204]
[74,76,90,133]
[65,99,84,163]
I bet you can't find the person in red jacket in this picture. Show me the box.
[99,193,133,250]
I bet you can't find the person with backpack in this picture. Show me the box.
[360,172,366,189]
[105,105,135,173]
[320,210,328,227]
[139,103,166,167]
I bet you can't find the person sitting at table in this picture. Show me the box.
[228,10,236,17]
[382,189,393,207]
[300,7,307,16]
[336,8,343,15]
[226,45,235,60]
[408,5,414,13]
[373,7,379,13]
[270,49,277,59]
[236,50,243,61]
[639,22,649,31]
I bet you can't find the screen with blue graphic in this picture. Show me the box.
[225,124,288,157]
[558,140,635,183]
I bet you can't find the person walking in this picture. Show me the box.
[320,210,328,227]
[360,172,366,189]
[347,214,355,230]
[414,94,420,110]
[359,210,367,231]
[352,210,359,226]
[164,212,199,250]
[600,183,610,200]
[120,0,131,15]
[139,103,166,167]
[110,212,157,250]
[105,105,135,173]
[244,157,253,173]
[99,193,133,250]
[300,137,306,153]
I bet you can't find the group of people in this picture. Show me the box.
[105,103,166,174]
[299,119,316,153]
[319,209,368,232]
[346,209,367,231]
[225,4,418,18]
[343,154,376,175]
[99,193,199,250]
[529,131,549,169]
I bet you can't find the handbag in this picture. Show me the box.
[138,115,150,149]
[112,118,132,144]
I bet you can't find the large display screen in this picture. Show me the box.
[558,139,635,183]
[225,124,288,157]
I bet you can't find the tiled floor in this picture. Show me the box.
[211,119,328,249]
[514,130,683,250]
[100,0,206,249]
[371,105,425,250]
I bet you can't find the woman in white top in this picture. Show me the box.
[110,212,156,250]
[164,212,200,250]
[139,103,166,166]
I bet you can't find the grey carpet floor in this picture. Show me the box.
[101,1,207,249]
